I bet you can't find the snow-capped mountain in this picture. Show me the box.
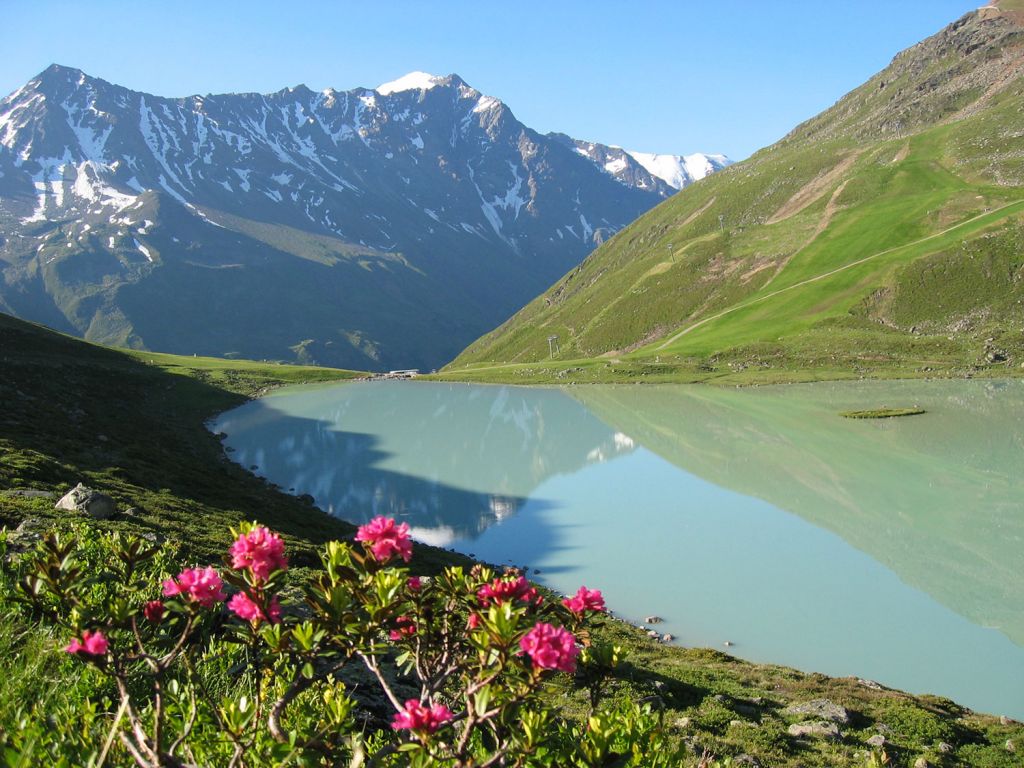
[550,135,731,194]
[0,65,729,370]
[623,150,731,190]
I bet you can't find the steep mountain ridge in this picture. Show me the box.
[0,66,728,370]
[448,7,1024,381]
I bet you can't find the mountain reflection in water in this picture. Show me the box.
[572,379,1024,648]
[214,379,1024,718]
[215,382,633,546]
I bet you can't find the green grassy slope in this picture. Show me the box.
[444,7,1024,384]
[0,313,368,566]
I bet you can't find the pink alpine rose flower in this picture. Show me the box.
[562,586,605,615]
[519,622,578,673]
[388,615,417,641]
[143,600,165,623]
[65,629,109,658]
[391,699,453,735]
[477,575,539,608]
[162,566,226,608]
[228,592,282,624]
[407,576,423,592]
[229,526,287,581]
[355,516,413,563]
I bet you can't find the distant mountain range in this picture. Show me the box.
[0,66,729,370]
[450,5,1024,379]
[548,133,729,194]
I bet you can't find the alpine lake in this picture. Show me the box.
[213,378,1024,720]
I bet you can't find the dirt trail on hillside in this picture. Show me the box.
[766,153,861,225]
[756,178,852,287]
[655,198,1024,351]
[678,196,716,229]
[813,179,851,239]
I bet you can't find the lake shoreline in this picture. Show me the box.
[426,359,1024,388]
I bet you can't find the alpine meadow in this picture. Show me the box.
[446,6,1024,384]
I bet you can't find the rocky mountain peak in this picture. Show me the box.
[0,67,729,371]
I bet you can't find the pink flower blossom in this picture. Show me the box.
[162,566,226,608]
[477,575,538,608]
[467,612,481,630]
[355,517,413,563]
[519,622,578,673]
[388,615,417,641]
[229,526,288,581]
[65,629,109,657]
[391,699,453,735]
[143,600,165,623]
[407,576,423,591]
[562,586,605,615]
[228,592,281,624]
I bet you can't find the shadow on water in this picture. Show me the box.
[213,381,635,567]
[229,418,556,548]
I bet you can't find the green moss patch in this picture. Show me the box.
[840,407,927,419]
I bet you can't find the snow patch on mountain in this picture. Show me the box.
[64,103,113,163]
[604,157,628,175]
[70,162,137,211]
[625,150,730,190]
[473,96,500,114]
[376,72,444,96]
[133,238,153,262]
[683,153,731,182]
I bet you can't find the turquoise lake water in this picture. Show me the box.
[213,379,1024,719]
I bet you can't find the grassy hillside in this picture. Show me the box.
[443,6,1024,384]
[0,312,371,566]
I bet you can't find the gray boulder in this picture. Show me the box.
[55,483,117,520]
[787,720,842,740]
[783,698,851,725]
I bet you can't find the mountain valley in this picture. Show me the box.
[0,67,728,370]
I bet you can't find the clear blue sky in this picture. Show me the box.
[1,1,979,160]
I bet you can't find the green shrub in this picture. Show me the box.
[0,519,687,767]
